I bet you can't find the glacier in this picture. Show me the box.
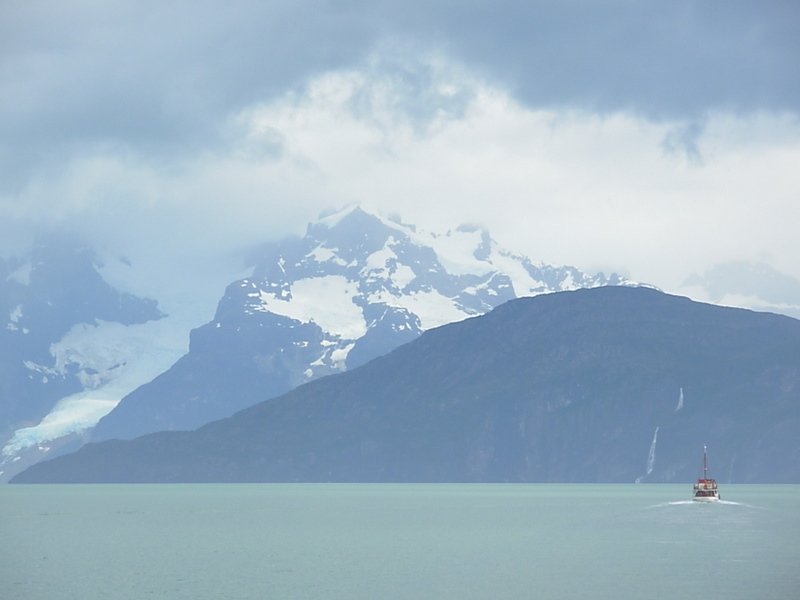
[0,239,235,480]
[2,317,190,457]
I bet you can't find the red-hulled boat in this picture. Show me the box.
[692,445,720,502]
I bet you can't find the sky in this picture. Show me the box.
[2,0,799,315]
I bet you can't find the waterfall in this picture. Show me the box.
[675,388,684,412]
[645,426,659,476]
[635,426,660,483]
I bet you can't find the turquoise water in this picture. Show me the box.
[2,484,798,599]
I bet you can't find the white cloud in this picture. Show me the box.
[2,52,799,301]
[224,63,800,291]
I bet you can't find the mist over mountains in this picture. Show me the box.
[14,286,800,484]
[2,206,630,481]
[90,206,631,444]
[4,206,800,483]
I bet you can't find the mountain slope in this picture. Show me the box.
[91,206,631,441]
[15,286,800,484]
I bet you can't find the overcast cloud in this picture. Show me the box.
[2,0,799,313]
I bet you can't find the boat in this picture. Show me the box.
[692,445,720,502]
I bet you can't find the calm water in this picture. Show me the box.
[2,484,798,600]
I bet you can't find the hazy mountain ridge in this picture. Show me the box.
[683,260,800,319]
[10,207,796,484]
[15,286,800,484]
[90,206,632,442]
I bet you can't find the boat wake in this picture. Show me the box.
[644,499,759,509]
[653,499,760,509]
[716,499,764,509]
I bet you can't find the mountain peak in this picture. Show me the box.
[314,204,371,228]
[307,205,400,260]
[308,205,424,249]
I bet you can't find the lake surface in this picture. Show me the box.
[2,484,798,600]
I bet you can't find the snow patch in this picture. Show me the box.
[393,289,473,330]
[9,304,22,322]
[7,305,25,331]
[489,251,547,296]
[364,239,399,272]
[256,275,368,339]
[559,271,577,290]
[392,264,417,290]
[330,343,355,369]
[427,229,493,277]
[308,245,345,265]
[23,360,58,377]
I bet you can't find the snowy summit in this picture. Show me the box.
[221,206,632,376]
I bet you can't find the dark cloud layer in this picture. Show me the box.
[0,1,380,190]
[415,0,800,117]
[2,0,798,191]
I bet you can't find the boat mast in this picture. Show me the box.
[703,445,708,479]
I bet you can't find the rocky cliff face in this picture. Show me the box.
[15,286,800,484]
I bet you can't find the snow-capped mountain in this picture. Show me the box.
[0,235,169,482]
[230,205,631,374]
[91,206,634,442]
